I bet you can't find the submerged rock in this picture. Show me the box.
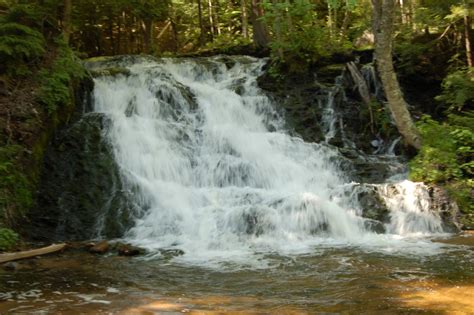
[89,240,109,254]
[116,243,144,256]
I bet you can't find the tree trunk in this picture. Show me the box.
[372,0,421,150]
[241,0,249,39]
[464,8,473,67]
[251,0,269,48]
[63,0,72,43]
[208,0,215,39]
[0,244,66,264]
[214,0,221,35]
[197,0,206,46]
[142,19,153,54]
[340,10,352,39]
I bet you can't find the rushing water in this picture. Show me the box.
[2,56,473,313]
[89,56,448,266]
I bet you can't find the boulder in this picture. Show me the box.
[89,240,109,254]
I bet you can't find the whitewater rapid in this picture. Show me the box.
[91,56,448,265]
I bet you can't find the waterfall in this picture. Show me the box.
[90,56,448,261]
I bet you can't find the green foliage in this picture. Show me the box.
[436,68,474,111]
[0,227,19,252]
[132,0,170,22]
[395,41,431,75]
[0,145,33,227]
[0,22,45,75]
[263,0,351,71]
[38,39,86,113]
[204,33,252,52]
[410,113,474,214]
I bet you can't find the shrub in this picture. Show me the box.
[436,68,474,111]
[410,112,474,215]
[0,227,19,252]
[38,39,86,113]
[0,22,45,75]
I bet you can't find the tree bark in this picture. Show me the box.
[213,0,221,35]
[63,0,72,43]
[197,0,206,46]
[0,244,66,264]
[241,0,249,38]
[142,19,153,53]
[347,61,375,133]
[208,0,215,40]
[251,0,269,48]
[371,0,421,150]
[464,9,473,67]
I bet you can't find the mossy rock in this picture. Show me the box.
[89,67,131,78]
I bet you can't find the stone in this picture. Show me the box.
[117,243,143,256]
[89,240,109,254]
[2,262,18,271]
[428,185,461,232]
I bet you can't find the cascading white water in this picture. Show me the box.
[92,56,447,262]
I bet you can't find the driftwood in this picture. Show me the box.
[0,243,66,264]
[346,61,375,133]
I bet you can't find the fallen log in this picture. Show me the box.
[346,61,375,133]
[0,243,66,264]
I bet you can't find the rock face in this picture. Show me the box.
[428,185,462,232]
[31,105,137,241]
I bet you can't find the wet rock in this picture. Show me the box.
[89,241,109,254]
[354,185,390,222]
[364,219,386,234]
[159,248,184,259]
[89,67,131,78]
[2,262,18,271]
[117,243,143,256]
[32,113,137,241]
[428,185,461,232]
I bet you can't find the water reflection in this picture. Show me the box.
[1,235,473,314]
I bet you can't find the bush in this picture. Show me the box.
[38,39,86,113]
[436,68,474,111]
[0,227,19,252]
[263,0,351,72]
[410,112,474,215]
[0,22,45,75]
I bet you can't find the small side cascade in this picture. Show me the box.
[379,180,444,235]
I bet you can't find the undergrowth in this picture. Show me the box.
[410,112,474,225]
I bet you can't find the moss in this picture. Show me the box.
[0,39,90,232]
[85,56,115,63]
[89,67,131,78]
[37,38,86,114]
[0,145,33,226]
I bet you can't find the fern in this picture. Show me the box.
[38,39,86,113]
[0,22,45,75]
[436,68,474,111]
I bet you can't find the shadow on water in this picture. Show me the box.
[1,234,473,314]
